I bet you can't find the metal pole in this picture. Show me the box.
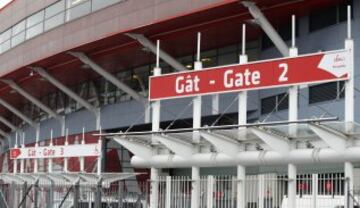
[345,162,354,208]
[95,178,102,208]
[33,179,39,208]
[311,174,318,208]
[191,32,202,208]
[48,129,53,173]
[165,176,171,208]
[64,129,69,172]
[150,40,161,208]
[21,182,27,208]
[73,179,80,208]
[80,127,85,172]
[13,134,18,174]
[237,23,247,208]
[20,134,24,173]
[288,164,297,208]
[207,175,214,207]
[97,128,102,176]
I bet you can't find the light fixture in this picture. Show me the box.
[201,58,211,62]
[186,64,193,69]
[29,70,34,76]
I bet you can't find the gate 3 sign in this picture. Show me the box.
[10,143,101,159]
[149,49,351,100]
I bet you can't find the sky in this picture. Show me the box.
[0,0,12,9]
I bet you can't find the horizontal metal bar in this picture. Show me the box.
[96,117,338,137]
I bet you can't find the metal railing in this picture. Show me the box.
[0,173,355,208]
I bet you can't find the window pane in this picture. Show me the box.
[11,31,25,47]
[45,0,65,18]
[309,82,337,104]
[12,20,25,35]
[277,93,289,111]
[45,12,65,31]
[92,0,121,11]
[27,10,45,28]
[0,29,11,43]
[26,23,44,39]
[66,0,91,21]
[261,96,276,114]
[0,40,10,53]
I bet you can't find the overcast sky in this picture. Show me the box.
[0,0,12,9]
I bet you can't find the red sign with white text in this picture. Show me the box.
[149,50,351,100]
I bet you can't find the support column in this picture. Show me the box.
[311,174,318,208]
[165,176,171,208]
[34,125,40,173]
[150,40,161,208]
[344,6,354,208]
[191,33,202,208]
[345,162,354,208]
[63,131,69,172]
[80,128,85,172]
[237,24,247,208]
[288,163,297,208]
[13,142,18,174]
[97,137,102,175]
[48,130,53,173]
[237,165,246,208]
[150,168,159,208]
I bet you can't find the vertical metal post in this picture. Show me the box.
[73,179,80,208]
[13,134,18,174]
[345,162,354,208]
[207,175,214,207]
[64,129,69,172]
[47,181,54,208]
[48,129,53,173]
[21,182,27,208]
[237,24,247,208]
[20,134,25,173]
[311,174,318,208]
[191,32,202,208]
[258,174,265,208]
[165,176,172,208]
[288,15,298,208]
[80,127,85,172]
[95,178,102,208]
[150,40,161,208]
[97,132,102,176]
[118,181,123,208]
[33,179,39,208]
[344,6,354,208]
[288,164,297,208]
[34,125,40,173]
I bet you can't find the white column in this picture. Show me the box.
[34,125,40,173]
[165,176,172,208]
[288,164,297,208]
[191,33,202,208]
[237,24,247,208]
[97,138,102,175]
[237,165,246,208]
[212,95,219,115]
[344,6,354,208]
[258,174,265,208]
[345,162,354,208]
[150,40,161,208]
[63,130,69,172]
[150,167,159,208]
[207,175,214,207]
[80,128,85,172]
[311,174,318,208]
[288,16,298,208]
[13,143,18,174]
[20,143,24,173]
[48,130,53,173]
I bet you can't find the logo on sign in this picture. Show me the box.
[318,52,349,78]
[10,148,21,159]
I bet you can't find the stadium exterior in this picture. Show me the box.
[0,0,359,207]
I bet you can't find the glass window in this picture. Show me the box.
[277,93,289,111]
[11,32,25,47]
[309,81,344,104]
[92,0,120,11]
[0,29,11,43]
[45,0,65,18]
[26,10,45,28]
[45,12,65,31]
[12,20,25,35]
[66,0,91,21]
[0,40,10,53]
[261,95,276,114]
[26,23,44,39]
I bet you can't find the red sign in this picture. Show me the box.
[149,50,350,100]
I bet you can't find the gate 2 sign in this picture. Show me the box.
[149,49,351,101]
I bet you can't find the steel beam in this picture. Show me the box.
[0,129,9,138]
[251,127,290,155]
[0,98,36,127]
[242,1,289,56]
[113,136,153,160]
[68,52,148,104]
[126,33,188,71]
[0,116,17,131]
[309,123,348,152]
[30,67,97,114]
[200,132,240,157]
[1,79,61,120]
[153,135,194,158]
